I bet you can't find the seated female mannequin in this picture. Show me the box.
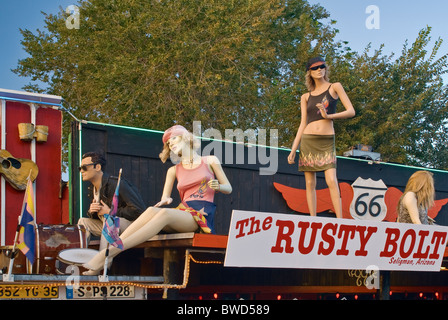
[83,125,232,274]
[397,170,434,225]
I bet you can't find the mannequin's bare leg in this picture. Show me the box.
[83,208,198,273]
[304,171,317,216]
[81,207,162,275]
[325,168,342,218]
[119,206,163,239]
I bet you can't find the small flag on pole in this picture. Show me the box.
[16,179,36,264]
[102,169,124,249]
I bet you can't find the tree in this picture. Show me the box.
[330,27,448,169]
[14,1,448,170]
[14,0,336,136]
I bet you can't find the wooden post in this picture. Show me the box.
[380,270,390,300]
[163,248,181,300]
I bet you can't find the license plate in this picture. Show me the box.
[0,285,58,299]
[71,285,135,299]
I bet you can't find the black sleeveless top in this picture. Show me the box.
[306,84,338,124]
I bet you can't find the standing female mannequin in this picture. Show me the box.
[288,57,355,218]
[83,125,232,274]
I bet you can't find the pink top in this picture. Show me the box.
[176,157,216,203]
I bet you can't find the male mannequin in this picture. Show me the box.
[77,152,146,250]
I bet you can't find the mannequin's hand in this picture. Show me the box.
[316,103,329,118]
[98,200,110,215]
[208,179,220,191]
[155,197,173,207]
[287,152,296,164]
[89,202,101,214]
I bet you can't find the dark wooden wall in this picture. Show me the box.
[70,121,448,234]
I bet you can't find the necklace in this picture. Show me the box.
[182,154,200,168]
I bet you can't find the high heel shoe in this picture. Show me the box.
[82,255,112,275]
[82,267,102,276]
[82,246,121,275]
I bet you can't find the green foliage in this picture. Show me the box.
[331,27,448,168]
[15,0,333,130]
[13,1,448,169]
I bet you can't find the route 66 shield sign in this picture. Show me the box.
[350,177,388,221]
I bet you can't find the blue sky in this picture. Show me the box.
[0,0,447,91]
[0,0,74,91]
[308,0,448,64]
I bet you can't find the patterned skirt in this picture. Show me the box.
[176,200,216,234]
[299,134,336,172]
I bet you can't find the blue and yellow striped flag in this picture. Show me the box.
[16,179,36,264]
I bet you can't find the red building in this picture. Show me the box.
[0,88,67,246]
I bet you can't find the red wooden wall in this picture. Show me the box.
[0,100,66,246]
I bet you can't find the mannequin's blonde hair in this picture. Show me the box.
[401,170,435,210]
[159,132,201,163]
[305,65,330,92]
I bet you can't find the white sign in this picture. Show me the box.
[224,210,448,272]
[350,177,388,221]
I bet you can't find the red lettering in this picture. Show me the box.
[399,229,416,258]
[297,222,322,254]
[428,231,447,259]
[317,223,337,255]
[247,216,261,235]
[271,220,295,254]
[262,216,273,231]
[413,230,430,259]
[235,216,272,238]
[336,224,356,256]
[235,218,249,238]
[355,226,377,256]
[380,228,400,257]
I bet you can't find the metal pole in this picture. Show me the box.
[380,270,390,300]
